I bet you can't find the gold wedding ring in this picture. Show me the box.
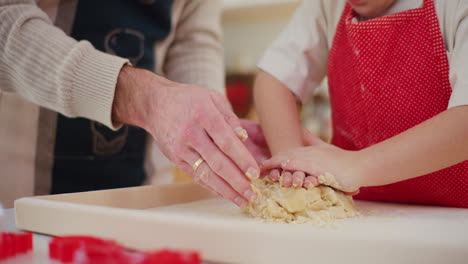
[192,158,205,172]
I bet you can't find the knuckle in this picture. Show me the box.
[219,137,235,153]
[192,105,206,123]
[195,165,211,184]
[193,111,202,124]
[199,169,209,182]
[226,114,239,126]
[282,160,294,170]
[294,171,304,177]
[173,144,186,154]
[179,124,191,140]
[210,160,226,173]
[181,127,197,145]
[229,174,250,191]
[205,116,221,132]
[165,150,178,162]
[193,173,204,184]
[223,191,236,201]
[194,177,203,185]
[174,160,186,170]
[238,182,252,194]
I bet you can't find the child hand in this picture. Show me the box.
[266,169,319,188]
[261,143,366,194]
[264,130,332,188]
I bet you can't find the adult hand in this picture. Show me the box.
[113,66,260,207]
[239,120,270,164]
[261,130,366,194]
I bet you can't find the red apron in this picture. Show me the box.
[327,0,468,208]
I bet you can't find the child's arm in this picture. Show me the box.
[262,105,468,192]
[253,70,303,155]
[359,105,468,187]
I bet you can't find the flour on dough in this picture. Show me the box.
[317,172,343,190]
[243,177,358,224]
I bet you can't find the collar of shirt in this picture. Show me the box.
[353,0,423,23]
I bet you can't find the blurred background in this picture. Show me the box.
[174,0,332,182]
[222,0,331,140]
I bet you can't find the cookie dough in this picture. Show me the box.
[243,176,358,224]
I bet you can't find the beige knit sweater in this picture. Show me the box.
[0,0,224,207]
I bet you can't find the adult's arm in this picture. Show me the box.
[0,0,128,128]
[0,0,260,206]
[164,0,224,93]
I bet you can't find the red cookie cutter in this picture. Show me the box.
[0,232,33,261]
[49,236,201,264]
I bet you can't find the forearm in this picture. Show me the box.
[359,105,468,187]
[254,70,303,155]
[164,0,224,93]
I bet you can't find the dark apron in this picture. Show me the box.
[52,0,173,194]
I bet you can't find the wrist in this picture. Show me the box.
[270,140,304,156]
[113,65,143,128]
[354,148,383,188]
[112,65,172,131]
[355,149,376,187]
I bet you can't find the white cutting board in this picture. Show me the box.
[15,183,468,264]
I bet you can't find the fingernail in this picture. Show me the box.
[244,190,257,202]
[293,179,301,188]
[234,127,249,141]
[199,171,208,181]
[281,160,290,167]
[234,196,248,207]
[304,182,311,189]
[245,167,259,179]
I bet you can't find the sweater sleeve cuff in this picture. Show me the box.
[71,48,129,130]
